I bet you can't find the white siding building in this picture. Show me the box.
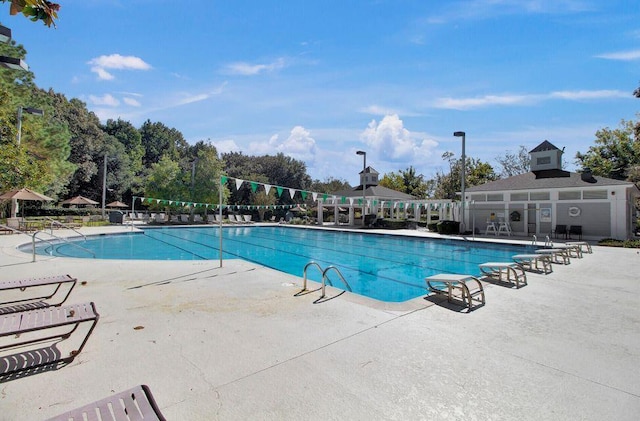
[465,141,639,240]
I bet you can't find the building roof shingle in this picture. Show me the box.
[466,171,634,192]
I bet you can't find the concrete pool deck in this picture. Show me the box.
[0,225,639,420]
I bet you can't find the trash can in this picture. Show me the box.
[109,211,124,224]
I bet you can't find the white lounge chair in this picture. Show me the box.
[425,274,485,312]
[479,262,527,288]
[566,241,592,254]
[512,254,552,274]
[535,248,570,265]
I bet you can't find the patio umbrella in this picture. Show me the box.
[61,195,99,207]
[0,187,54,218]
[106,200,128,208]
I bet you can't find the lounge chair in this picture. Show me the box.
[566,241,592,254]
[1,302,99,374]
[551,244,583,258]
[243,214,254,223]
[425,274,485,312]
[535,248,570,265]
[479,262,527,288]
[45,384,166,421]
[0,274,77,315]
[512,254,552,274]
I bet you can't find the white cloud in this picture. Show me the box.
[123,97,141,107]
[224,58,286,76]
[596,49,640,61]
[88,54,152,80]
[212,139,242,154]
[435,89,628,109]
[360,114,438,161]
[549,90,628,100]
[89,94,119,106]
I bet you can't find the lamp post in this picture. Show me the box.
[101,154,108,219]
[356,150,366,227]
[17,106,44,145]
[453,131,466,233]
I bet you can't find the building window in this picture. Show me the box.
[510,192,528,201]
[487,193,504,201]
[582,190,607,199]
[530,192,550,201]
[471,194,486,202]
[559,191,581,200]
[536,156,551,165]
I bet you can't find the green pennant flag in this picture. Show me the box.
[341,196,346,204]
[358,199,362,205]
[373,200,378,206]
[221,175,228,184]
[323,194,328,201]
[250,182,258,192]
[276,186,284,197]
[400,203,404,209]
[301,191,308,200]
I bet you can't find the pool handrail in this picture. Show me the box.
[301,261,353,298]
[321,266,352,298]
[31,230,96,262]
[44,216,87,241]
[302,261,324,292]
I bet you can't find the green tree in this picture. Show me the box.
[379,172,406,192]
[139,120,186,167]
[575,118,640,182]
[432,152,497,199]
[379,166,430,199]
[310,177,351,194]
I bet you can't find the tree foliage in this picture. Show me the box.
[2,0,60,27]
[575,118,640,183]
[495,145,530,178]
[432,152,498,200]
[379,166,431,199]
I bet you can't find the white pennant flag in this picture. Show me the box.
[264,184,272,195]
[348,197,354,205]
[235,178,244,190]
[312,192,318,201]
[289,188,296,199]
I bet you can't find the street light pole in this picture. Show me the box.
[356,150,366,227]
[101,154,107,219]
[453,131,466,234]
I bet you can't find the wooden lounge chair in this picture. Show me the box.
[1,302,99,374]
[45,384,166,421]
[535,248,570,264]
[512,254,552,274]
[425,274,485,312]
[0,274,77,315]
[479,262,527,288]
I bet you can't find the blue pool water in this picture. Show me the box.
[28,226,532,302]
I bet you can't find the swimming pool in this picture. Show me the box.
[28,226,532,302]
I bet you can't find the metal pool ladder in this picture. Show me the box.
[301,261,352,298]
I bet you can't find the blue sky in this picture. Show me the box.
[3,0,639,186]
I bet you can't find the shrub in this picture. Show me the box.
[436,220,460,234]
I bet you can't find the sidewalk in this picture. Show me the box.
[1,227,639,420]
